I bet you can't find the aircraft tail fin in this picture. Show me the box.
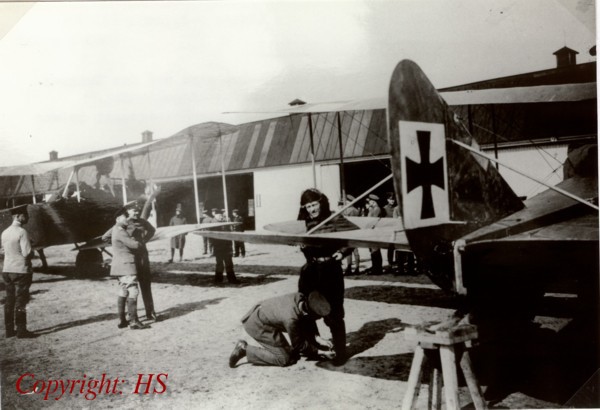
[387,60,524,291]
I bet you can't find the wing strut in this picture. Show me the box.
[307,173,393,234]
[451,139,599,211]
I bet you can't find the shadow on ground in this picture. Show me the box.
[317,318,413,381]
[345,285,460,309]
[32,298,225,335]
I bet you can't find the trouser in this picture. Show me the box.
[117,275,139,299]
[246,343,293,367]
[298,261,346,358]
[387,244,396,266]
[3,272,32,333]
[215,253,236,282]
[344,249,360,271]
[369,248,382,273]
[234,241,245,257]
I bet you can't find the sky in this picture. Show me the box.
[0,0,595,166]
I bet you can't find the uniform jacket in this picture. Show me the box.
[232,214,244,232]
[109,224,141,277]
[343,206,360,217]
[242,292,318,358]
[368,204,382,218]
[1,221,32,273]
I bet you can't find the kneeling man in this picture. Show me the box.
[229,291,332,367]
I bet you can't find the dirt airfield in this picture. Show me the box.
[0,235,587,409]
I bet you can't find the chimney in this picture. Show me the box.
[142,130,153,143]
[553,46,579,68]
[49,150,58,161]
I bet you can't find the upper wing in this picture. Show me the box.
[0,140,160,177]
[224,82,593,117]
[197,216,410,250]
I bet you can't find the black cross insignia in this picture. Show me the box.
[406,130,445,219]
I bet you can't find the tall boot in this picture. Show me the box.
[127,299,149,330]
[15,308,37,339]
[4,304,15,338]
[117,296,128,328]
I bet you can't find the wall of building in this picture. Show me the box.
[253,164,341,230]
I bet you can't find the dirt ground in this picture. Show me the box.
[0,235,593,409]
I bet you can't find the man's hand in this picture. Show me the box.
[316,336,333,350]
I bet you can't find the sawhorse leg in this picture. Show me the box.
[402,345,425,410]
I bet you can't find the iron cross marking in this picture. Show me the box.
[406,130,445,219]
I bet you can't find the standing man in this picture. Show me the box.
[383,192,400,273]
[341,195,361,276]
[200,208,211,255]
[2,205,37,338]
[212,210,239,284]
[365,194,383,275]
[231,209,245,258]
[168,203,187,263]
[125,203,158,321]
[105,208,149,330]
[297,188,354,365]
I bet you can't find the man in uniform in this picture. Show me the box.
[383,192,400,273]
[228,291,332,367]
[105,208,149,330]
[212,209,239,284]
[168,203,187,262]
[341,195,361,275]
[125,203,157,321]
[2,205,37,338]
[231,209,245,257]
[365,194,383,275]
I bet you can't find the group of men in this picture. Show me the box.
[229,188,352,368]
[339,192,412,276]
[169,204,243,284]
[198,207,245,258]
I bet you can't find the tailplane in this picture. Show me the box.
[387,60,524,291]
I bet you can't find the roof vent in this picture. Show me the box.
[142,130,153,143]
[553,46,579,68]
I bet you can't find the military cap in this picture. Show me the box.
[211,208,218,213]
[9,204,28,216]
[232,209,239,213]
[368,194,379,201]
[113,206,129,219]
[306,291,331,317]
[346,194,355,202]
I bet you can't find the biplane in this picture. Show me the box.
[201,58,598,315]
[0,141,236,274]
[200,58,598,402]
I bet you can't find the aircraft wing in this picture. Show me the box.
[74,222,238,251]
[225,82,594,117]
[0,140,160,177]
[453,175,598,293]
[197,216,410,250]
[0,161,78,176]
